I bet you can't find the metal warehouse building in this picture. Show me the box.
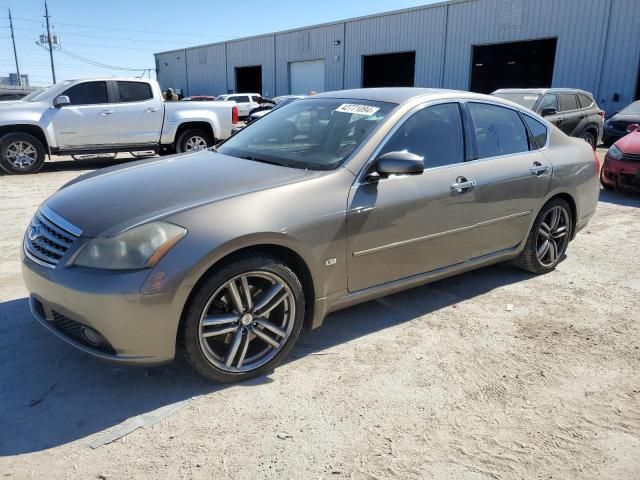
[155,0,640,114]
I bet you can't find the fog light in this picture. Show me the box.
[81,326,104,347]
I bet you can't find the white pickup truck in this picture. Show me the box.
[0,78,238,174]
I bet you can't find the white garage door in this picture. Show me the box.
[289,60,325,95]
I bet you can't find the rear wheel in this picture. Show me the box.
[580,130,597,150]
[0,132,46,174]
[514,198,573,274]
[181,254,305,383]
[175,128,213,153]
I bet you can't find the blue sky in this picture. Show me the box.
[0,0,438,86]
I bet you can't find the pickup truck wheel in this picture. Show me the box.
[176,129,213,153]
[0,133,46,174]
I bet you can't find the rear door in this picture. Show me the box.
[346,102,478,292]
[51,80,119,148]
[114,81,163,146]
[463,102,552,258]
[556,93,581,136]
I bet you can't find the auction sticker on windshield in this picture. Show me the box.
[335,104,380,116]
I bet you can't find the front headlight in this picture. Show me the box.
[73,222,186,270]
[608,145,623,161]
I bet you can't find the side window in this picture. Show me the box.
[468,103,529,159]
[61,81,109,105]
[558,94,579,112]
[537,94,558,112]
[117,81,153,102]
[523,115,548,150]
[233,95,250,103]
[577,94,593,109]
[379,103,464,169]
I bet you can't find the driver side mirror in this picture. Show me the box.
[53,95,70,108]
[540,107,558,117]
[366,151,424,182]
[626,123,639,134]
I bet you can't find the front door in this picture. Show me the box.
[114,81,163,145]
[347,102,477,292]
[51,80,119,148]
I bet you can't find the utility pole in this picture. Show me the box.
[8,8,21,87]
[44,1,56,83]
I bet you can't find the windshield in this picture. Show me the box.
[217,98,395,170]
[215,95,228,101]
[620,101,640,115]
[21,87,50,102]
[493,92,541,110]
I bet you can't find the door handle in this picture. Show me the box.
[100,110,113,116]
[146,107,159,113]
[530,162,549,176]
[556,117,564,124]
[450,177,476,193]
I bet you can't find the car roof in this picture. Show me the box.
[493,87,592,96]
[314,87,465,105]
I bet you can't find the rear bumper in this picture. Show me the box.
[22,258,181,365]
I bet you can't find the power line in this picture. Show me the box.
[36,42,151,71]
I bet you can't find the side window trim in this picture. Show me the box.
[356,100,465,183]
[459,101,478,162]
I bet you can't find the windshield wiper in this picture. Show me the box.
[238,154,286,167]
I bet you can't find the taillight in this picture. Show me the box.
[232,106,239,124]
[598,110,605,118]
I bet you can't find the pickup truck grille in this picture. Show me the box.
[24,209,79,268]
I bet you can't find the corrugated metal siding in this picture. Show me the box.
[344,6,447,88]
[444,0,610,94]
[155,51,187,94]
[226,36,276,97]
[185,44,227,96]
[275,24,344,96]
[598,0,640,113]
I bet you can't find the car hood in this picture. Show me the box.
[44,150,323,237]
[607,113,640,124]
[615,130,640,154]
[0,100,44,110]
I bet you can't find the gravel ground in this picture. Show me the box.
[1,151,639,479]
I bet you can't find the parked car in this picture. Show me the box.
[600,123,640,192]
[22,88,599,383]
[182,95,216,101]
[0,78,238,174]
[215,93,272,117]
[492,88,604,149]
[602,101,640,146]
[245,96,303,125]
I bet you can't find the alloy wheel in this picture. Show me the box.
[536,206,570,267]
[5,140,38,169]
[184,135,208,151]
[198,271,295,373]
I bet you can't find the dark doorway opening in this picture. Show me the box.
[362,51,415,88]
[470,38,558,94]
[235,66,262,94]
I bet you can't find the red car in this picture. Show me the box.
[601,124,640,192]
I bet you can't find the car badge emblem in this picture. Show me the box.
[28,223,41,241]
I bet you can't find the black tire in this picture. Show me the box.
[180,254,305,383]
[514,198,573,274]
[0,132,46,174]
[175,128,214,153]
[580,130,597,150]
[601,136,613,148]
[600,168,614,190]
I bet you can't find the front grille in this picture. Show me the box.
[24,209,79,267]
[621,153,640,162]
[51,310,116,354]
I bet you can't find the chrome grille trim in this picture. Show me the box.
[621,153,640,162]
[24,208,80,268]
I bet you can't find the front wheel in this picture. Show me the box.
[181,254,305,383]
[514,198,573,274]
[175,128,214,153]
[0,132,46,174]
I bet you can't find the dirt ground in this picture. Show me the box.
[0,151,639,480]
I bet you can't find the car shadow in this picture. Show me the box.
[0,263,535,456]
[599,187,640,207]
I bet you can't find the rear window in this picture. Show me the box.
[468,103,529,159]
[577,94,594,109]
[559,94,579,112]
[117,81,153,102]
[523,115,548,149]
[620,101,640,115]
[232,95,250,103]
[62,81,109,105]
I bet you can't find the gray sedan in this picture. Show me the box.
[22,88,599,383]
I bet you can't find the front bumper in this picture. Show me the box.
[22,257,182,365]
[603,124,628,142]
[601,156,640,191]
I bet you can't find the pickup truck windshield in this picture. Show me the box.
[217,98,395,170]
